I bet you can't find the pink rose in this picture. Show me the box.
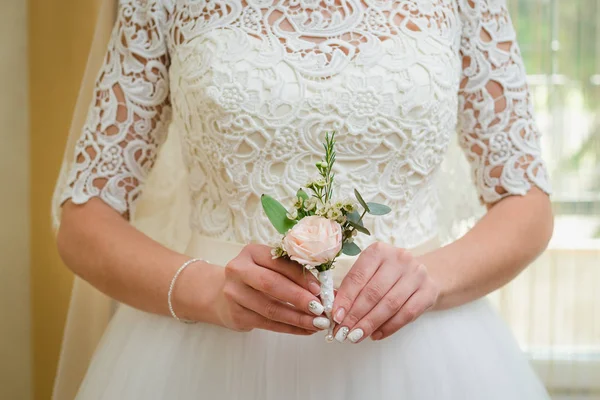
[283,215,343,268]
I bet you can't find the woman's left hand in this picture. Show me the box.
[331,242,440,343]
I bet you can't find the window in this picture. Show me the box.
[489,1,600,398]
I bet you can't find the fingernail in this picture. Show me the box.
[348,328,364,343]
[333,308,345,324]
[312,317,330,330]
[308,281,321,296]
[371,331,383,341]
[308,300,324,316]
[335,326,349,343]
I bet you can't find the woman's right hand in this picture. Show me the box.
[214,243,330,335]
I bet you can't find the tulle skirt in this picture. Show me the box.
[75,234,550,399]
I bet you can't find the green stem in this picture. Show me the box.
[359,208,368,222]
[347,208,368,236]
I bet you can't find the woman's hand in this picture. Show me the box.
[212,244,331,335]
[331,242,440,343]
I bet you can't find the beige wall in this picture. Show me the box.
[0,0,31,399]
[29,1,103,398]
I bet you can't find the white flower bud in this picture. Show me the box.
[287,209,298,220]
[306,177,326,189]
[305,197,317,211]
[271,245,286,259]
[329,209,341,220]
[293,197,303,209]
[343,200,357,213]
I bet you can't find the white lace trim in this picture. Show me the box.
[60,0,172,216]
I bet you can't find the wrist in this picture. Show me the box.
[415,250,451,311]
[171,258,225,324]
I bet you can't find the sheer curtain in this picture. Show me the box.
[490,1,600,398]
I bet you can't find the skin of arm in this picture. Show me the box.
[56,198,222,325]
[57,198,326,335]
[329,187,553,343]
[423,186,553,311]
[421,0,556,311]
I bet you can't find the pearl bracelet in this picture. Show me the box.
[167,258,207,324]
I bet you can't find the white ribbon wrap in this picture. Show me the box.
[318,269,335,341]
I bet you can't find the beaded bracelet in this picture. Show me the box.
[167,258,207,324]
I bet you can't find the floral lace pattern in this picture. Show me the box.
[61,0,551,248]
[456,0,550,203]
[60,0,171,216]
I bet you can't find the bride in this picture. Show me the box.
[52,0,554,398]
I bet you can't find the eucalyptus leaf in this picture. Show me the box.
[296,189,309,201]
[366,202,392,216]
[348,220,371,235]
[342,241,361,256]
[347,210,362,224]
[354,189,370,212]
[261,194,296,234]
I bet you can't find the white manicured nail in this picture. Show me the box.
[348,328,364,343]
[313,317,331,330]
[308,300,324,316]
[335,326,349,343]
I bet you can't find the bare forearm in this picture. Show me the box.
[56,198,223,323]
[421,187,554,310]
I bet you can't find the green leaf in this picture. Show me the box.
[354,189,370,213]
[347,210,362,224]
[296,189,309,201]
[261,194,296,234]
[347,220,371,235]
[342,241,361,256]
[366,202,392,216]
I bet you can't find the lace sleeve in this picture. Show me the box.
[456,0,551,204]
[59,0,171,218]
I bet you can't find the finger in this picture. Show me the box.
[235,304,317,336]
[343,266,424,343]
[244,265,325,316]
[253,315,318,336]
[247,244,322,295]
[372,285,437,341]
[235,284,328,332]
[334,259,405,339]
[332,243,385,326]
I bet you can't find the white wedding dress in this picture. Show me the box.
[56,0,553,398]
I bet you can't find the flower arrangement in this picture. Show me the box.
[261,131,391,341]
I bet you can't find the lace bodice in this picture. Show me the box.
[60,0,551,248]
